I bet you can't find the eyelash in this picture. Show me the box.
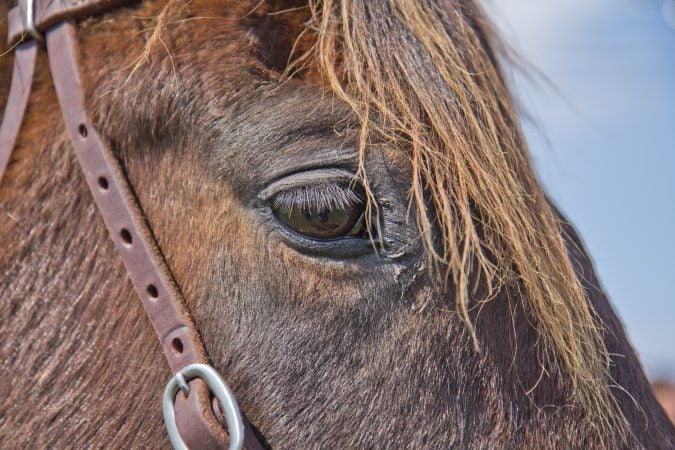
[271,183,363,214]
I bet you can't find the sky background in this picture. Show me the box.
[483,0,675,379]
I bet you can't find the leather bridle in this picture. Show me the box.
[0,1,265,448]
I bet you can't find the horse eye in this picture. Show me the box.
[274,203,365,240]
[271,185,368,240]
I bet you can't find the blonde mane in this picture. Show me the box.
[289,0,629,441]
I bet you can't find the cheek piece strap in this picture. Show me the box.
[0,2,266,449]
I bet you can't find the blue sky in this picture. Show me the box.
[484,0,675,378]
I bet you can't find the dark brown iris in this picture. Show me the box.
[274,203,365,240]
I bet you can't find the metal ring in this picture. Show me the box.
[22,0,43,41]
[175,372,191,396]
[163,364,244,450]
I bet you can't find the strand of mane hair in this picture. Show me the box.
[285,0,631,445]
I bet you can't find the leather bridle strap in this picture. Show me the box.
[7,0,134,43]
[1,2,264,449]
[0,41,37,182]
[46,22,248,450]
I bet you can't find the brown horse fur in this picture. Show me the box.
[0,0,673,448]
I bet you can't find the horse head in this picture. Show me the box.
[0,0,673,447]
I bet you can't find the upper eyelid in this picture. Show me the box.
[272,183,362,214]
[258,168,360,202]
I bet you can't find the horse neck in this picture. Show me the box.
[0,34,168,450]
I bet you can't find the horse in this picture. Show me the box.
[0,0,673,447]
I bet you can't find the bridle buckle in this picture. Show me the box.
[163,364,245,450]
[22,0,43,41]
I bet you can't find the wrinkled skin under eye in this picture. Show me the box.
[271,183,368,240]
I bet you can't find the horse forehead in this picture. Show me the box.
[84,1,409,192]
[91,4,309,125]
[167,0,309,60]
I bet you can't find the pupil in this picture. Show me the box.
[318,210,329,223]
